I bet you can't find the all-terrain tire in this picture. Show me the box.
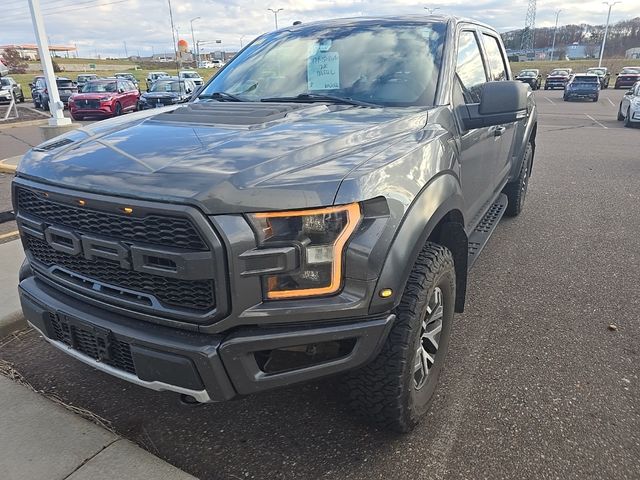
[344,242,456,433]
[503,142,533,217]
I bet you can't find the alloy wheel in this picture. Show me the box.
[414,287,444,390]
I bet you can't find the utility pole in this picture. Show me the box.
[240,35,246,49]
[167,0,180,73]
[550,9,561,61]
[599,1,620,67]
[190,17,200,65]
[423,7,440,14]
[268,8,283,30]
[27,0,71,129]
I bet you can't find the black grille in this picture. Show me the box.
[26,236,215,311]
[75,99,101,109]
[16,188,206,251]
[49,313,136,375]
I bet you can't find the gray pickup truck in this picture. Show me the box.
[13,16,537,432]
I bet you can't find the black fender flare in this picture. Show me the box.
[369,173,467,315]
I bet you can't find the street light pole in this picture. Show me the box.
[190,16,200,65]
[167,0,180,73]
[423,7,440,14]
[550,9,561,62]
[268,8,283,29]
[599,1,620,68]
[240,35,246,49]
[26,0,70,127]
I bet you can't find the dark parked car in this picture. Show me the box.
[32,77,78,110]
[545,68,573,90]
[614,66,640,89]
[563,74,600,102]
[0,76,25,103]
[586,67,610,89]
[68,78,139,120]
[76,74,99,91]
[13,16,537,433]
[137,78,196,109]
[515,69,542,90]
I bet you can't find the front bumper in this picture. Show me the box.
[70,105,114,116]
[19,275,394,401]
[545,80,567,89]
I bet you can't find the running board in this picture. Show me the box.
[467,193,508,271]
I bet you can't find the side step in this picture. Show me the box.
[467,193,508,271]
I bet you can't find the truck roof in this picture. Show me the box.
[281,15,496,32]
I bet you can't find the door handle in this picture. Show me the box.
[494,126,506,137]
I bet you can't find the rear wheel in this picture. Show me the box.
[344,242,455,433]
[503,142,533,217]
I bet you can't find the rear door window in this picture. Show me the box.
[481,34,508,81]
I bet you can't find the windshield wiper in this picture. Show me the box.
[199,91,244,102]
[260,93,379,107]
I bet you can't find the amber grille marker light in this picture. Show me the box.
[255,203,361,299]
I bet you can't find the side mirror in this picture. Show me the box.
[118,88,125,93]
[459,81,528,130]
[28,83,33,88]
[625,90,634,96]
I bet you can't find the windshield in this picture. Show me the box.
[198,21,447,106]
[82,81,117,93]
[621,67,640,74]
[57,80,74,88]
[551,70,569,76]
[519,71,536,77]
[0,79,10,86]
[587,68,605,75]
[181,72,200,78]
[151,81,185,93]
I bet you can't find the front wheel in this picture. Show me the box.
[113,102,122,116]
[617,104,624,121]
[344,242,456,433]
[593,96,599,103]
[624,107,633,128]
[503,142,533,217]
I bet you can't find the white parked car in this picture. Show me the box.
[197,61,214,68]
[617,81,640,128]
[178,70,204,86]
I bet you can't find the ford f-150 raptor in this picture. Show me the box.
[13,16,537,432]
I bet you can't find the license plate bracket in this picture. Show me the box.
[55,312,113,362]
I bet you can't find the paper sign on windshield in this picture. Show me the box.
[307,52,340,90]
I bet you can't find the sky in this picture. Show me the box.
[3,0,640,58]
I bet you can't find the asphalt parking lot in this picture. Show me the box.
[1,88,639,480]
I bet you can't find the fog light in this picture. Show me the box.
[379,288,393,298]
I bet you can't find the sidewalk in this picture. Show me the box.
[0,375,197,480]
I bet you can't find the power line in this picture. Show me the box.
[4,0,131,21]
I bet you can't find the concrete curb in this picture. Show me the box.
[0,118,49,130]
[0,155,20,174]
[0,240,26,339]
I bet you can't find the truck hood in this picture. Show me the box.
[17,101,428,214]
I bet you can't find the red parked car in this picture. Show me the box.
[68,78,139,120]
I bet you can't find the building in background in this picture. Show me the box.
[0,44,76,60]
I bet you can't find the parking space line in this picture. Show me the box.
[585,114,608,129]
[0,230,19,240]
[607,98,616,107]
[544,97,556,104]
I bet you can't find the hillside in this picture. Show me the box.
[501,17,640,57]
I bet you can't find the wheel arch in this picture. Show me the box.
[369,174,469,315]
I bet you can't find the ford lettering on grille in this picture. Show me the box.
[17,213,215,281]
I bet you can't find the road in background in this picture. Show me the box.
[1,88,639,480]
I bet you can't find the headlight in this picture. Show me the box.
[248,203,361,299]
[99,96,113,102]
